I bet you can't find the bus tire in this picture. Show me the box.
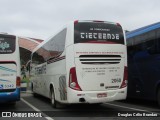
[31,83,34,92]
[50,88,58,108]
[157,88,160,106]
[50,88,64,108]
[32,84,38,97]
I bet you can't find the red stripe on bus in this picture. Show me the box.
[47,56,65,64]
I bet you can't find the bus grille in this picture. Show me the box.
[79,55,121,64]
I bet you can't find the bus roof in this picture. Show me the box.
[126,22,160,39]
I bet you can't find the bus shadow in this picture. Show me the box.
[33,93,111,109]
[31,93,51,104]
[0,102,17,111]
[31,93,119,117]
[119,98,160,110]
[32,93,105,109]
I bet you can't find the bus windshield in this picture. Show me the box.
[74,22,124,44]
[0,35,16,54]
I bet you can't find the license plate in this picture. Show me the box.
[97,93,107,98]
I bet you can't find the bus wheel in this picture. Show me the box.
[157,88,160,106]
[32,84,38,97]
[50,88,57,108]
[50,88,64,108]
[31,83,34,92]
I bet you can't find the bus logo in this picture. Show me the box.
[0,42,10,50]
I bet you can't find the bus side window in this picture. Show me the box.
[156,29,160,53]
[145,31,156,54]
[42,28,67,60]
[32,52,45,65]
[145,40,156,54]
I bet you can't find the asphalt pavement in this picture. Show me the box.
[0,91,160,120]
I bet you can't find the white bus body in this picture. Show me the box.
[31,20,127,108]
[0,34,21,103]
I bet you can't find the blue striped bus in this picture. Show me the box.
[0,34,21,105]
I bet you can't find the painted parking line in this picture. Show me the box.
[21,98,54,120]
[104,102,160,115]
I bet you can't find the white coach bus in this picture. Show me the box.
[0,34,21,104]
[30,20,127,108]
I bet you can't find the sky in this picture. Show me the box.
[0,0,159,40]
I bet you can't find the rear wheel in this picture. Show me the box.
[50,88,58,108]
[50,88,64,108]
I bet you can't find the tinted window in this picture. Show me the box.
[157,29,160,39]
[127,30,156,54]
[156,29,160,53]
[32,51,45,65]
[0,34,16,54]
[74,22,124,44]
[42,28,66,60]
[127,38,134,46]
[134,35,143,45]
[32,28,67,64]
